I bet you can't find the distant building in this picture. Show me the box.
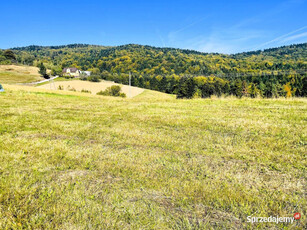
[80,71,91,76]
[62,67,80,77]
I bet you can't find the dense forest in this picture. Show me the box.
[0,43,306,98]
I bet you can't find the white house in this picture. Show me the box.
[80,71,91,76]
[62,67,80,77]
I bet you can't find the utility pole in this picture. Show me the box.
[129,72,131,98]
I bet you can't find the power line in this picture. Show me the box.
[129,69,307,79]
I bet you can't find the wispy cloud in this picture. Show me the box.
[166,0,307,53]
[185,28,264,54]
[155,29,166,47]
[253,26,307,50]
[280,31,307,42]
[167,10,268,53]
[168,16,210,45]
[172,16,209,34]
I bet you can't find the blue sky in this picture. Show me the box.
[0,0,306,53]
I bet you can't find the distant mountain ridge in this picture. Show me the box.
[0,42,306,98]
[9,42,307,57]
[4,43,306,77]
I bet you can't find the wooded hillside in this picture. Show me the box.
[1,43,306,98]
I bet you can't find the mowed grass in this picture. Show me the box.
[38,80,145,97]
[0,85,306,229]
[0,65,42,84]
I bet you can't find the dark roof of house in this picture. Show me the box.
[63,67,79,73]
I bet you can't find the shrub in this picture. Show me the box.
[88,75,100,82]
[96,90,108,96]
[97,85,126,97]
[81,89,91,94]
[43,74,50,79]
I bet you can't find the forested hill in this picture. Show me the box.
[1,43,306,98]
[5,43,307,76]
[232,43,307,60]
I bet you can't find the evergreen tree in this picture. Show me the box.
[233,79,243,98]
[258,81,266,97]
[159,76,167,92]
[177,76,196,99]
[38,62,47,76]
[138,76,144,88]
[242,80,248,97]
[249,83,258,98]
[223,82,230,95]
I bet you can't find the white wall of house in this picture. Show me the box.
[63,69,80,77]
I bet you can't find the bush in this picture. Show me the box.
[43,74,50,79]
[96,85,126,97]
[81,89,91,94]
[88,75,100,82]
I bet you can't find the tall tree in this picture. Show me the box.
[38,62,47,76]
[3,50,16,60]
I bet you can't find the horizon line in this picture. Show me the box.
[2,42,306,56]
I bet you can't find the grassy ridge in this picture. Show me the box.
[0,86,306,229]
[0,65,42,84]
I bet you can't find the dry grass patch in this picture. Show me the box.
[38,80,145,97]
[0,65,42,84]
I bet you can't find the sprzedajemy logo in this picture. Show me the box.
[247,213,301,224]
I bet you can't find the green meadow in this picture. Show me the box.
[0,86,306,229]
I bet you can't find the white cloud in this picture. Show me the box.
[167,13,267,54]
[253,26,307,50]
[166,0,307,54]
[182,27,264,54]
[280,31,307,42]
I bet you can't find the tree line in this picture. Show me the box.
[91,71,306,98]
[1,43,306,98]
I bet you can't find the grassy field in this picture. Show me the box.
[0,85,306,229]
[0,65,42,84]
[35,77,78,87]
[0,65,143,98]
[38,80,145,97]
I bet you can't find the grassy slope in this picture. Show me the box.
[0,65,42,84]
[0,86,306,229]
[35,77,77,86]
[37,80,145,97]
